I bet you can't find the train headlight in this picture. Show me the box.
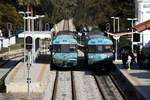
[90,56,94,59]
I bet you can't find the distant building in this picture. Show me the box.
[135,0,150,49]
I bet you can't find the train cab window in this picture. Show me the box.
[88,45,112,53]
[61,45,69,52]
[53,45,61,52]
[97,46,102,52]
[88,45,96,53]
[103,45,112,52]
[70,44,76,52]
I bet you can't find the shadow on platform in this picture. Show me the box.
[35,54,51,64]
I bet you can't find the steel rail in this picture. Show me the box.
[109,73,128,100]
[71,71,76,100]
[94,73,124,100]
[51,71,58,100]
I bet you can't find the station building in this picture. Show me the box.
[135,0,150,49]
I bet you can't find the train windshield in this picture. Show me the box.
[53,44,76,53]
[88,45,113,53]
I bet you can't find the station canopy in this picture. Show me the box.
[135,20,150,32]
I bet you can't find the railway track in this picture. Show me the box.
[51,70,126,100]
[0,53,23,100]
[52,71,74,100]
[110,70,145,100]
[94,73,124,100]
[0,51,138,100]
[0,53,23,80]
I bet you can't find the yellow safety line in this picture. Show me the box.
[37,64,47,82]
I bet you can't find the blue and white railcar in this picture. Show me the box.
[51,31,78,68]
[86,32,113,69]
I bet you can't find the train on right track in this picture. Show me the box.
[84,30,114,70]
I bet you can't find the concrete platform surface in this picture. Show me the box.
[114,60,150,100]
[5,62,50,94]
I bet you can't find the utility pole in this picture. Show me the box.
[111,17,120,61]
[36,15,45,31]
[127,18,137,52]
[113,35,120,61]
[111,17,116,33]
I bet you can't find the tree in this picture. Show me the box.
[26,0,134,31]
[73,0,115,28]
[0,4,22,37]
[50,0,77,24]
[17,0,41,16]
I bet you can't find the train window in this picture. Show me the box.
[88,45,96,53]
[88,45,112,53]
[61,45,69,53]
[53,45,61,52]
[103,45,112,52]
[70,44,76,52]
[97,46,102,52]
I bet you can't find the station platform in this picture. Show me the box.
[5,61,50,99]
[114,60,150,100]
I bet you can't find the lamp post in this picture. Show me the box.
[111,17,120,61]
[115,17,120,32]
[36,15,45,31]
[127,18,137,52]
[19,11,31,31]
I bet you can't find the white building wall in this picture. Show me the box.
[3,39,9,48]
[10,36,16,45]
[0,36,16,48]
[136,0,150,47]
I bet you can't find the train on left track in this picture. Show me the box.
[50,31,78,68]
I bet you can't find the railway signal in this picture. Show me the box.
[25,36,32,50]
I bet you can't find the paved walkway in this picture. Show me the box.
[114,60,150,100]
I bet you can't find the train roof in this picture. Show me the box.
[55,31,77,39]
[88,29,105,35]
[56,31,77,36]
[87,37,113,45]
[87,30,106,39]
[86,31,113,45]
[53,38,77,44]
[57,35,74,38]
[88,35,106,39]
